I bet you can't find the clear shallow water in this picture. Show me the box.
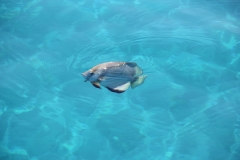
[0,0,240,159]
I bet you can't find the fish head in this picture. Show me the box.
[82,69,101,82]
[82,69,92,78]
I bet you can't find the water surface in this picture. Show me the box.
[0,0,240,160]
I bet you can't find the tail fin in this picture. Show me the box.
[131,75,147,89]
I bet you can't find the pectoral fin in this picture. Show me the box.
[91,82,101,89]
[131,75,147,89]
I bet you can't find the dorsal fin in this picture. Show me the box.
[125,62,137,67]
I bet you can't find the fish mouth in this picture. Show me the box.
[81,72,89,77]
[81,72,88,82]
[82,70,93,77]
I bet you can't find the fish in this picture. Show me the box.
[82,62,147,93]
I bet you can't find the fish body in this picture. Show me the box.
[82,62,147,93]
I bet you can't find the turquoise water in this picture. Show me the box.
[0,0,240,159]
